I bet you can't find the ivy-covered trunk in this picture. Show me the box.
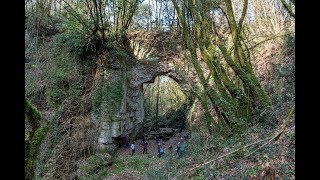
[25,98,50,180]
[223,0,271,111]
[173,0,271,133]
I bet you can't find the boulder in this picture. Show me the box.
[159,128,176,136]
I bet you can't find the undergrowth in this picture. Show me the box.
[76,121,294,179]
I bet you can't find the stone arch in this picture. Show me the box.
[122,61,192,136]
[97,31,194,150]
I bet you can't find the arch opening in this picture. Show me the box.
[142,75,189,141]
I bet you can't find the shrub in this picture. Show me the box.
[45,42,85,108]
[79,153,113,178]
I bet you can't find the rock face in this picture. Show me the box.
[95,31,193,152]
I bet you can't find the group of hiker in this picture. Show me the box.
[125,134,185,158]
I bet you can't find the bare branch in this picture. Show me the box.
[279,0,295,18]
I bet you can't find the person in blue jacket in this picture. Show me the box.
[131,142,136,155]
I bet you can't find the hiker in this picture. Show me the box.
[159,146,165,157]
[176,141,181,154]
[142,140,148,154]
[140,138,147,154]
[125,135,129,148]
[157,142,161,158]
[131,142,136,155]
[178,141,184,158]
[140,136,145,145]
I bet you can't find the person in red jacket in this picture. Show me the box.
[142,140,148,154]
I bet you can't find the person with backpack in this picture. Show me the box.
[157,142,161,158]
[178,141,184,158]
[140,137,145,145]
[131,142,136,155]
[176,141,181,154]
[159,145,165,157]
[142,140,148,154]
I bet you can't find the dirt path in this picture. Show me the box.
[114,131,185,158]
[104,131,187,179]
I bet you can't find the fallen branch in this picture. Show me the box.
[242,105,295,160]
[186,105,295,173]
[248,31,295,50]
[188,137,272,172]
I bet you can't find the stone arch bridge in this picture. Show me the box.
[96,31,196,150]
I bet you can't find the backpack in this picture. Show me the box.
[180,143,184,151]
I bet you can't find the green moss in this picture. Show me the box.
[26,122,50,180]
[45,44,85,108]
[79,153,114,178]
[102,77,124,116]
[25,98,51,180]
[29,123,51,158]
[186,99,196,130]
[92,81,103,113]
[25,98,41,130]
[92,69,125,118]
